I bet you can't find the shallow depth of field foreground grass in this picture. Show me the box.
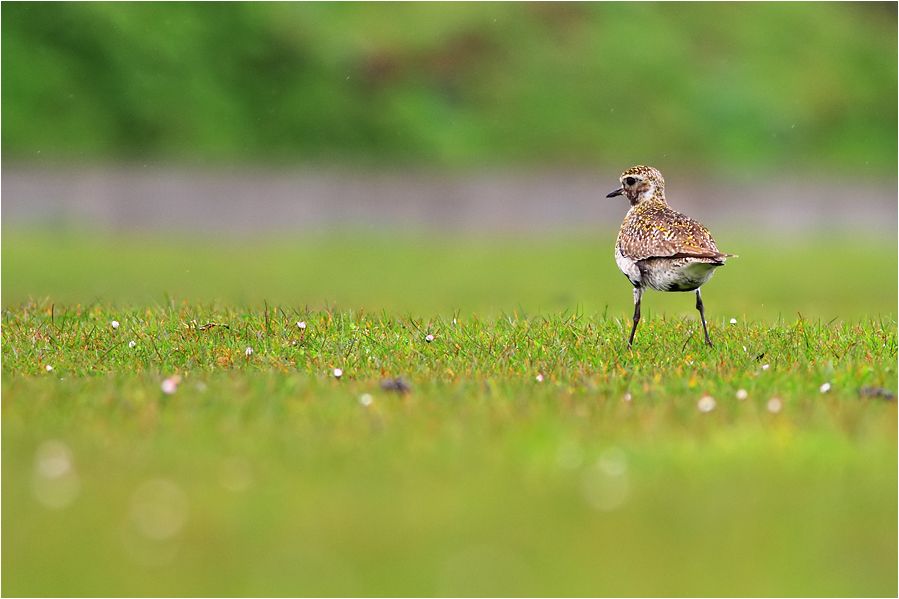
[3,300,897,596]
[4,229,897,319]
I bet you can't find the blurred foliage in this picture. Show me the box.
[2,2,896,173]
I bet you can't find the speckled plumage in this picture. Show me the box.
[617,200,722,264]
[607,165,733,347]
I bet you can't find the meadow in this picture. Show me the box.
[2,231,896,596]
[4,1,896,595]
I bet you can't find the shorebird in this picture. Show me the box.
[607,165,733,347]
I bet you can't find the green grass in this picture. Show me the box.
[3,232,897,596]
[3,229,897,318]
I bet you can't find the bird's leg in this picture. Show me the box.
[695,288,713,347]
[628,286,643,347]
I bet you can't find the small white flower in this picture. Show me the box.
[535,373,544,383]
[45,364,54,372]
[761,364,770,371]
[245,346,254,357]
[736,388,748,401]
[359,393,373,407]
[333,368,343,379]
[697,395,716,413]
[425,334,435,343]
[819,382,831,393]
[767,397,783,413]
[729,318,737,324]
[128,340,137,348]
[111,320,120,329]
[161,377,180,395]
[297,321,307,330]
[623,392,632,403]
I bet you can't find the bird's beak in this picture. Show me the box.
[606,187,624,198]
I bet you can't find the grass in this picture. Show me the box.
[2,231,897,596]
[3,229,897,318]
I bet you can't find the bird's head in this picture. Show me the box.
[607,165,666,206]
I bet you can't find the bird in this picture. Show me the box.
[606,165,733,347]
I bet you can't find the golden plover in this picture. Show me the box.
[607,165,733,347]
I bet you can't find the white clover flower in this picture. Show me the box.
[333,368,343,379]
[45,364,54,372]
[535,373,544,383]
[729,318,737,324]
[819,382,831,393]
[697,395,716,413]
[425,334,435,343]
[297,321,307,330]
[623,392,632,403]
[736,388,748,401]
[761,364,770,371]
[767,397,783,413]
[245,347,254,357]
[359,393,373,407]
[111,320,120,329]
[161,376,180,395]
[128,340,137,348]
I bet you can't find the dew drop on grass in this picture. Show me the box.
[582,449,630,511]
[32,440,80,510]
[35,440,73,479]
[129,479,189,541]
[219,457,253,493]
[767,397,783,413]
[555,440,583,470]
[697,395,716,412]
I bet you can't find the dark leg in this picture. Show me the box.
[695,288,713,347]
[628,287,643,347]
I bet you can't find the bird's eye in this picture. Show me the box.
[624,177,637,186]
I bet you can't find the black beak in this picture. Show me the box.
[606,187,624,198]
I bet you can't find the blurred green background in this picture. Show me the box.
[2,1,896,173]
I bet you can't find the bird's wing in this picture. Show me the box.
[619,204,730,262]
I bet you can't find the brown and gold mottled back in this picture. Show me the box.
[615,165,726,262]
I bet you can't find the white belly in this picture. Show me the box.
[615,245,722,292]
[641,259,720,292]
[614,246,641,286]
